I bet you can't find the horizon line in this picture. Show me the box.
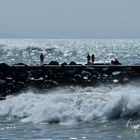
[0,37,140,40]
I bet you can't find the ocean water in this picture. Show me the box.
[0,39,140,65]
[0,39,140,139]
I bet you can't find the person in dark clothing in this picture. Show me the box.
[91,54,95,64]
[40,53,44,65]
[87,54,90,64]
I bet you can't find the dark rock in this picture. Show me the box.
[0,63,16,78]
[0,80,7,95]
[81,70,91,76]
[85,62,92,65]
[73,67,84,74]
[61,62,68,65]
[63,70,74,78]
[31,70,44,79]
[0,63,13,72]
[0,62,140,99]
[0,97,5,100]
[16,73,28,82]
[13,63,28,66]
[0,79,6,85]
[42,80,58,88]
[62,78,77,85]
[122,77,129,84]
[111,59,121,65]
[49,61,59,65]
[7,83,18,93]
[74,74,83,83]
[69,61,77,65]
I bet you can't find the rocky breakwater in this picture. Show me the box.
[0,62,140,99]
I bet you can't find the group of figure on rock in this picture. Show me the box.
[87,54,95,64]
[111,58,121,65]
[40,52,121,66]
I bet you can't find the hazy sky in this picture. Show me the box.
[0,0,140,38]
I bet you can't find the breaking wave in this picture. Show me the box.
[0,83,140,124]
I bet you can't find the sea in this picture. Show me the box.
[0,39,140,140]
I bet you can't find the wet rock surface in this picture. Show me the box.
[0,63,140,99]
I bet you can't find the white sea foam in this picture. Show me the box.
[0,84,140,124]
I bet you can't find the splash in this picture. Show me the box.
[0,83,140,124]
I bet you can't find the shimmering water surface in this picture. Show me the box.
[0,39,140,65]
[1,39,140,140]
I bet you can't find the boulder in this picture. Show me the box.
[13,63,27,66]
[0,63,16,78]
[69,61,77,65]
[42,80,58,88]
[48,61,59,65]
[61,62,67,66]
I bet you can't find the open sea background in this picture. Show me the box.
[1,39,140,139]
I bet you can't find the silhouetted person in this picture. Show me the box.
[91,54,95,64]
[87,54,90,64]
[40,53,44,65]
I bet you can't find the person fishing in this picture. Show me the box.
[87,54,90,64]
[40,53,44,65]
[91,54,95,64]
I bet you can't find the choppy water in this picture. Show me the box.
[0,39,140,65]
[1,39,140,140]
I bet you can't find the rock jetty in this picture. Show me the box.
[0,62,140,99]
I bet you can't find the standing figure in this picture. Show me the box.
[91,54,95,64]
[87,54,90,64]
[40,53,44,65]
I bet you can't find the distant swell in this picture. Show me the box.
[0,83,140,124]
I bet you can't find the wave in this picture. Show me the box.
[0,83,140,124]
[1,39,140,64]
[0,46,84,64]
